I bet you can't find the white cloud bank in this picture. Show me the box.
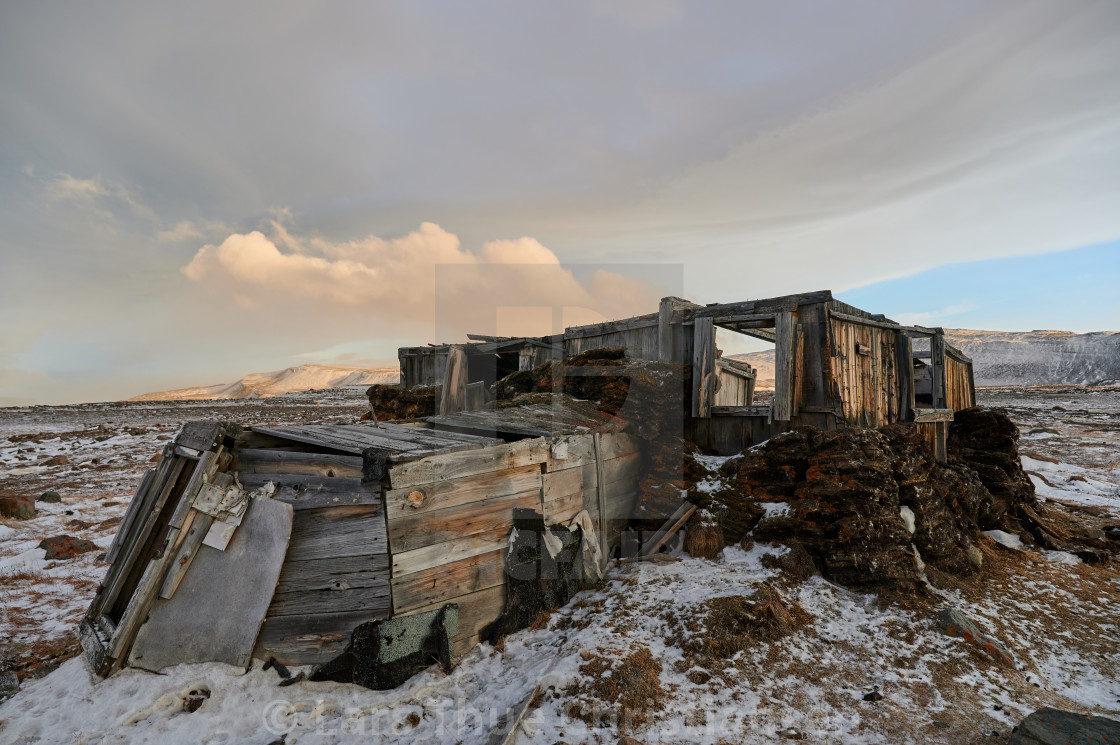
[182,222,668,339]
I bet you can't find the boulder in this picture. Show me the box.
[0,671,18,702]
[41,455,69,466]
[39,490,62,503]
[0,494,36,520]
[947,407,1037,527]
[937,607,1015,667]
[38,535,97,560]
[1008,708,1120,744]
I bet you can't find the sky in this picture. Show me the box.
[1,0,1119,405]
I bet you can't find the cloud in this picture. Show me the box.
[182,222,669,339]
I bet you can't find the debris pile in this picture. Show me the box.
[364,383,438,421]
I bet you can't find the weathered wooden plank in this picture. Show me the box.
[543,488,586,524]
[564,314,659,340]
[255,610,376,666]
[128,496,293,672]
[385,463,542,519]
[237,473,381,511]
[547,433,597,471]
[772,311,794,421]
[391,549,506,614]
[392,526,511,577]
[440,345,468,416]
[287,505,387,562]
[691,292,832,320]
[176,421,226,453]
[930,333,947,409]
[692,316,715,418]
[542,466,587,502]
[267,581,390,618]
[913,408,954,423]
[623,501,696,561]
[388,488,542,553]
[104,467,156,566]
[275,555,389,595]
[388,437,549,489]
[158,508,215,599]
[233,449,363,478]
[401,584,506,647]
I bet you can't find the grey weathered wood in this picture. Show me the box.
[440,345,468,416]
[623,501,696,561]
[690,291,832,320]
[390,548,506,613]
[274,554,389,595]
[692,316,715,418]
[104,467,155,565]
[896,333,915,422]
[237,473,381,510]
[465,380,488,411]
[287,505,387,562]
[158,508,215,599]
[267,581,390,618]
[564,313,659,339]
[233,449,363,478]
[255,610,377,665]
[828,310,902,332]
[658,298,676,361]
[176,421,226,453]
[772,311,794,421]
[930,332,947,409]
[913,408,954,423]
[127,496,293,672]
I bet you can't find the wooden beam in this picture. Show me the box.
[692,316,715,418]
[621,501,696,561]
[439,345,468,416]
[913,408,954,423]
[772,311,794,421]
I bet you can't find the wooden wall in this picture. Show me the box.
[247,450,391,666]
[944,356,975,411]
[400,348,449,388]
[828,317,904,428]
[383,432,639,659]
[564,317,660,360]
[713,361,754,407]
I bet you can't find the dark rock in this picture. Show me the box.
[41,455,69,466]
[310,605,457,690]
[1008,708,1120,744]
[0,671,18,702]
[947,408,1037,528]
[38,535,97,560]
[181,687,210,713]
[0,494,36,520]
[617,738,645,745]
[937,607,1015,667]
[365,384,438,421]
[862,689,883,701]
[38,490,62,503]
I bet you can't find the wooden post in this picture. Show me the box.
[658,297,675,361]
[439,346,467,416]
[930,332,947,410]
[895,332,915,422]
[773,311,794,421]
[691,316,715,418]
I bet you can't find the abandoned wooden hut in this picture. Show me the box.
[81,405,640,674]
[400,289,975,459]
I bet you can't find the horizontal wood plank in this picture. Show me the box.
[274,555,389,595]
[233,449,363,478]
[388,488,542,553]
[390,549,506,614]
[255,610,378,666]
[392,526,511,577]
[237,473,381,511]
[287,505,387,562]
[267,582,390,618]
[385,464,542,519]
[388,437,549,489]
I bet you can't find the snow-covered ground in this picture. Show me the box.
[1,387,1117,744]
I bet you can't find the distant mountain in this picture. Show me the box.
[942,329,1120,387]
[130,364,400,401]
[729,329,1120,388]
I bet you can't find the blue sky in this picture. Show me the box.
[840,241,1120,332]
[2,0,1119,404]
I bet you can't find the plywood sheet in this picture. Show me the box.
[127,496,293,672]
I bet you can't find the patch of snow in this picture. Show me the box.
[983,530,1024,549]
[1042,550,1081,566]
[760,502,791,518]
[899,505,916,534]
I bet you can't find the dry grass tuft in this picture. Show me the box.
[692,585,811,663]
[565,645,665,730]
[684,519,724,560]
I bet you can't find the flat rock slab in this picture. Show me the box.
[128,496,293,672]
[937,607,1015,667]
[39,535,96,559]
[1008,708,1120,744]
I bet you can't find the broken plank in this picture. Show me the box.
[622,501,696,561]
[232,449,363,478]
[237,473,381,511]
[256,610,376,666]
